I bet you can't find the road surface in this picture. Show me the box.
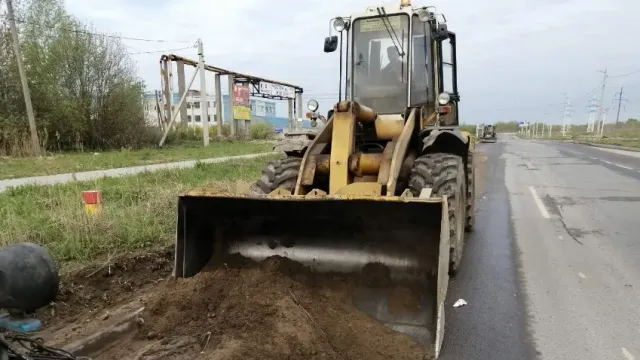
[441,134,640,360]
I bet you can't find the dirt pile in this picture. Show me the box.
[111,256,431,360]
[38,246,174,331]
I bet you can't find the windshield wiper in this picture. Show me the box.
[377,7,405,57]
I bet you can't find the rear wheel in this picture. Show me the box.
[408,153,466,275]
[465,151,475,232]
[250,156,302,194]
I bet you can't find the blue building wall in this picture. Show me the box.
[145,91,312,129]
[220,95,277,120]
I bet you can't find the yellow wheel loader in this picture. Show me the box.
[174,2,474,358]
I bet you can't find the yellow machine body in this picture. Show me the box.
[174,3,473,358]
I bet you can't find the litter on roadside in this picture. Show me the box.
[453,299,468,308]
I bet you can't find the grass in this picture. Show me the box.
[0,140,274,180]
[0,155,276,265]
[583,138,640,148]
[515,121,640,149]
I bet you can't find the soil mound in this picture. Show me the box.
[125,256,431,360]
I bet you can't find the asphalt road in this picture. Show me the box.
[440,134,640,360]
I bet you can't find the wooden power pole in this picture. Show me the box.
[6,0,40,156]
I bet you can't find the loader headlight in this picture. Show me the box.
[438,92,450,105]
[418,9,431,22]
[333,17,347,32]
[307,99,319,112]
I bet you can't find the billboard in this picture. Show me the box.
[259,82,295,99]
[233,84,251,121]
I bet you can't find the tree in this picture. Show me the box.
[0,0,155,155]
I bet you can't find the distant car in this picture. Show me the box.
[274,128,283,134]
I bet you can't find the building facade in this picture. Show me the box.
[143,90,283,128]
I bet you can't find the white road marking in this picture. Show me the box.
[622,347,635,360]
[603,160,613,165]
[528,186,551,219]
[590,157,598,160]
[614,164,633,170]
[578,272,586,279]
[558,235,564,240]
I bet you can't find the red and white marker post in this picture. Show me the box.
[81,190,102,215]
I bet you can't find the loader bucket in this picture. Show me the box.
[174,190,451,357]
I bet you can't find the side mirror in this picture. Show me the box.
[432,23,449,41]
[324,36,338,53]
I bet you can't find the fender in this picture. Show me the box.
[422,129,470,159]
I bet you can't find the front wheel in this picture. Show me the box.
[408,153,467,275]
[250,156,302,195]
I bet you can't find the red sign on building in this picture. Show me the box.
[233,84,250,106]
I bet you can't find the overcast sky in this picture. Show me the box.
[66,0,640,124]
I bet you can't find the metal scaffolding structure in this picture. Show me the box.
[158,46,304,146]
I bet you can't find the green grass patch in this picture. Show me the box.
[0,140,274,180]
[0,155,276,265]
[587,139,640,148]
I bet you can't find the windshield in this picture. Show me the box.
[352,14,409,114]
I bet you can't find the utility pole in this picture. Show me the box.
[227,75,236,137]
[197,39,209,146]
[288,98,294,132]
[6,0,40,156]
[586,96,598,133]
[214,74,223,138]
[613,86,628,127]
[561,93,572,137]
[596,69,608,134]
[599,108,608,137]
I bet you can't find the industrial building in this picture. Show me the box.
[143,90,308,130]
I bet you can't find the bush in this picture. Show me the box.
[164,123,239,144]
[164,123,202,144]
[250,122,274,140]
[210,124,231,137]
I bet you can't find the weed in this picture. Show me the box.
[0,155,276,264]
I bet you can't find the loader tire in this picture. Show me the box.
[408,153,466,275]
[465,151,475,232]
[250,156,302,195]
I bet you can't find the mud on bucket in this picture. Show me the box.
[173,193,450,356]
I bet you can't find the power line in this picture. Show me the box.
[609,69,640,78]
[574,85,601,101]
[128,46,195,55]
[1,14,192,43]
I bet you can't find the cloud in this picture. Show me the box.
[65,0,640,123]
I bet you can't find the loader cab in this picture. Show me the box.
[324,3,460,124]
